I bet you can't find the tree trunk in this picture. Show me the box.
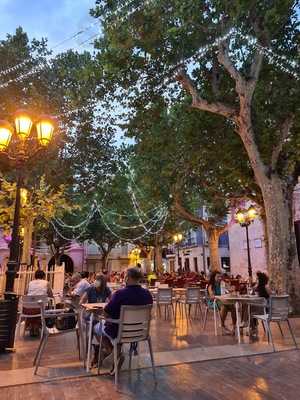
[101,252,109,272]
[154,244,163,274]
[144,250,152,274]
[21,216,34,266]
[260,175,300,312]
[207,228,221,273]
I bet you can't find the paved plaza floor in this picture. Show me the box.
[0,310,300,398]
[1,350,300,399]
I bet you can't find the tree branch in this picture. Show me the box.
[173,192,210,230]
[271,115,294,170]
[176,68,238,121]
[218,43,263,104]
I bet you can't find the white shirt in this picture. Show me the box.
[73,278,90,296]
[27,279,48,296]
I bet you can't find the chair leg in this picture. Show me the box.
[157,304,161,317]
[203,308,208,330]
[16,316,22,338]
[147,337,157,383]
[76,328,81,360]
[184,304,188,319]
[97,334,103,375]
[33,336,44,366]
[34,334,48,374]
[261,320,266,335]
[171,303,175,318]
[277,322,284,337]
[265,322,275,352]
[213,304,217,336]
[198,303,203,321]
[194,304,198,319]
[286,319,298,349]
[128,347,133,371]
[23,317,27,337]
[114,343,118,386]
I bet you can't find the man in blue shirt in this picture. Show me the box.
[93,267,153,371]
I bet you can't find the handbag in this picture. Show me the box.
[55,308,77,330]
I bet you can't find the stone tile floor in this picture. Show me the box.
[0,310,299,389]
[1,349,300,399]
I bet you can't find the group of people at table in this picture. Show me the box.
[24,267,270,371]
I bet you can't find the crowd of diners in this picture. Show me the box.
[24,267,270,371]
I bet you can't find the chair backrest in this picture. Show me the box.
[186,287,200,302]
[117,304,153,343]
[269,295,290,320]
[157,288,173,302]
[20,295,48,311]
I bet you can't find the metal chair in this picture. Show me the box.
[176,287,203,319]
[16,295,48,338]
[97,304,156,386]
[253,295,298,351]
[156,288,174,319]
[202,290,221,335]
[33,300,83,374]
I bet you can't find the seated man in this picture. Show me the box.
[93,267,153,371]
[70,271,90,298]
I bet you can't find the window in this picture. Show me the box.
[221,257,230,271]
[184,258,190,272]
[170,260,175,273]
[254,238,262,248]
[194,257,198,273]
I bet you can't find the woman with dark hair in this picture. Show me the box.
[81,274,112,304]
[255,272,270,299]
[248,272,271,337]
[25,269,53,336]
[81,274,112,366]
[207,271,237,335]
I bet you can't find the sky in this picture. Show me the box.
[0,0,98,53]
[0,0,130,145]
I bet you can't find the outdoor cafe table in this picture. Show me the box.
[81,302,107,372]
[215,295,266,343]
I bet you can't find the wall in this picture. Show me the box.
[228,219,267,278]
[167,243,230,274]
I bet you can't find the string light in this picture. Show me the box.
[0,21,99,78]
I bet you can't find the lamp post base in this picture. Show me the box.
[0,294,18,353]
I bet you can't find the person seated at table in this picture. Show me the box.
[249,272,271,336]
[81,274,112,304]
[70,272,90,298]
[207,272,236,335]
[93,267,153,372]
[25,270,53,336]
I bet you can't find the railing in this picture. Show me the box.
[0,264,65,296]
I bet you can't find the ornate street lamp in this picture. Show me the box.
[235,206,258,279]
[173,233,183,272]
[0,110,55,351]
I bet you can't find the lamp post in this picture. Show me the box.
[0,110,55,351]
[173,233,183,272]
[235,206,258,279]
